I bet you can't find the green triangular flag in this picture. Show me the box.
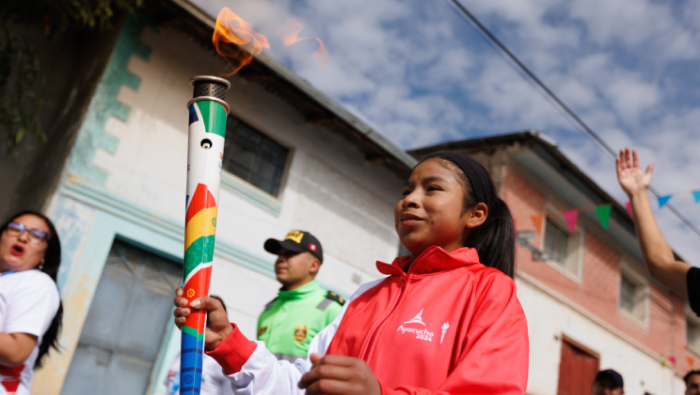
[595,204,612,228]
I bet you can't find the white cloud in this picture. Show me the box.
[192,0,700,261]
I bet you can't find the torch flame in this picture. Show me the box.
[276,19,330,69]
[213,7,270,76]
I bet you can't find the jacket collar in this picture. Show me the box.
[278,279,321,300]
[376,246,480,276]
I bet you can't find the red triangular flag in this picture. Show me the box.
[562,209,578,233]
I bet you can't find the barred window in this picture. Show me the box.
[544,219,569,265]
[619,275,636,313]
[222,116,288,196]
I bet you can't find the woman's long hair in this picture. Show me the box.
[420,155,515,278]
[0,210,63,369]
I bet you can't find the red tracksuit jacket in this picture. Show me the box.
[209,246,529,394]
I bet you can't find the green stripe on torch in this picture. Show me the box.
[197,101,227,138]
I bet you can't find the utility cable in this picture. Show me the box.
[445,0,700,238]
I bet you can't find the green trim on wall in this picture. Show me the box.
[220,171,283,217]
[65,16,152,184]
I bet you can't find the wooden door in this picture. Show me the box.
[557,337,600,395]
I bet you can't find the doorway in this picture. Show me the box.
[61,239,180,395]
[557,336,600,395]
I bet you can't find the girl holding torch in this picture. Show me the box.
[174,152,529,394]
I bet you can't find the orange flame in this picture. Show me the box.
[276,19,330,69]
[213,7,270,76]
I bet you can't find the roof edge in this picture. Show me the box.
[169,0,417,171]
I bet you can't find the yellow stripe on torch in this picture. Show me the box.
[185,206,218,250]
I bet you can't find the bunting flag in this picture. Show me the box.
[687,356,695,369]
[653,189,700,209]
[668,356,677,367]
[562,209,579,234]
[594,204,612,229]
[657,195,673,208]
[530,214,543,237]
[520,187,700,238]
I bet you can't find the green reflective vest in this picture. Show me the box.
[256,280,344,362]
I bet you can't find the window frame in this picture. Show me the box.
[218,113,294,217]
[540,204,585,282]
[618,258,650,327]
[686,304,700,355]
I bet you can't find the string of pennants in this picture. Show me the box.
[655,189,700,208]
[530,204,613,235]
[529,189,700,236]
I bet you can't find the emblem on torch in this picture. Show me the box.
[440,321,450,344]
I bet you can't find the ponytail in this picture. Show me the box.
[0,210,63,369]
[463,198,515,278]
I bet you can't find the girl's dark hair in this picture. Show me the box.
[0,210,63,369]
[420,154,515,278]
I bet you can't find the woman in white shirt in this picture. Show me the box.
[0,211,62,395]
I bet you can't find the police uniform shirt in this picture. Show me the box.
[256,279,344,362]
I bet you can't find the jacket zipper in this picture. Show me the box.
[360,274,408,361]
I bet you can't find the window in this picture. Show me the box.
[544,219,568,265]
[542,217,583,277]
[619,275,636,313]
[222,115,289,196]
[687,309,700,353]
[618,263,649,324]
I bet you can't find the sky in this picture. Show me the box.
[191,0,700,263]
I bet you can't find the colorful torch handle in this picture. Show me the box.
[181,76,230,395]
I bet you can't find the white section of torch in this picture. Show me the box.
[186,103,225,213]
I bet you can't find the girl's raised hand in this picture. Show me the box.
[616,147,654,197]
[173,287,232,350]
[298,353,381,395]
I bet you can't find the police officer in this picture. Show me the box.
[257,230,344,362]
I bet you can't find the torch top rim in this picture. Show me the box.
[190,75,231,90]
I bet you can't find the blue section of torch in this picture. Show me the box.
[189,105,199,125]
[180,332,204,394]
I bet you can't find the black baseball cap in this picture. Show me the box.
[264,230,323,262]
[595,369,623,389]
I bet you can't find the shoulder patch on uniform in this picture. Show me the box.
[325,291,345,306]
[264,297,278,311]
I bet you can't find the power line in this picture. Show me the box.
[445,0,700,238]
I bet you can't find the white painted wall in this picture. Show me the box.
[517,275,685,395]
[44,24,403,395]
[92,25,401,305]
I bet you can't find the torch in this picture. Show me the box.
[180,76,230,395]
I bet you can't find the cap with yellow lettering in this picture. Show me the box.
[264,230,323,262]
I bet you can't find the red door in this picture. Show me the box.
[557,337,600,395]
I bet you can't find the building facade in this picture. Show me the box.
[27,2,414,394]
[411,132,695,395]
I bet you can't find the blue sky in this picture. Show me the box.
[192,0,700,263]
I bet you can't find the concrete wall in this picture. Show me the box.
[31,17,402,395]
